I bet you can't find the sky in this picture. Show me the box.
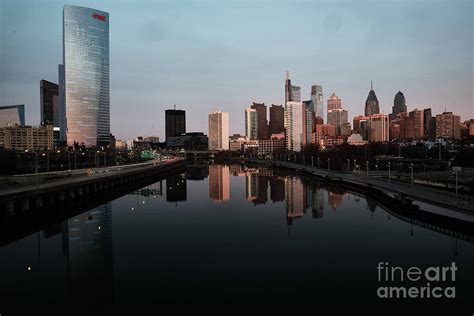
[0,0,472,141]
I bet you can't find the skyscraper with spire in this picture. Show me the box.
[365,81,380,117]
[390,91,407,121]
[285,71,301,103]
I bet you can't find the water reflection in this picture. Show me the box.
[0,163,473,308]
[62,203,114,303]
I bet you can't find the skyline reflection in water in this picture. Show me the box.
[0,163,472,310]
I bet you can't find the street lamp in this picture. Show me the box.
[317,157,320,169]
[376,159,379,171]
[454,170,458,197]
[409,163,414,189]
[366,161,369,176]
[347,159,350,172]
[25,150,39,188]
[327,158,331,171]
[311,156,314,168]
[95,151,107,173]
[387,162,391,183]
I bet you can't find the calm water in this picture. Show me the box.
[0,164,473,311]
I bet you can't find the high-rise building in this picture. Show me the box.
[353,115,370,140]
[208,110,229,150]
[369,114,389,142]
[390,91,407,121]
[365,82,380,117]
[58,64,66,142]
[284,102,304,152]
[0,105,25,127]
[40,80,59,125]
[302,102,313,145]
[409,108,424,139]
[423,108,436,140]
[245,108,258,140]
[165,108,186,143]
[327,108,348,136]
[250,102,269,140]
[311,85,323,119]
[327,92,342,112]
[285,71,301,103]
[269,104,284,135]
[209,165,230,203]
[436,112,461,139]
[64,5,110,147]
[40,80,62,145]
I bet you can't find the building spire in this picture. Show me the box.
[371,81,373,90]
[286,70,289,81]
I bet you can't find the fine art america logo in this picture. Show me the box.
[377,262,457,299]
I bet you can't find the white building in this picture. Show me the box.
[208,111,229,150]
[285,102,304,152]
[245,108,258,140]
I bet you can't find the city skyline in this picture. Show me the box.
[0,0,472,141]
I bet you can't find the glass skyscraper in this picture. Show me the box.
[63,5,110,147]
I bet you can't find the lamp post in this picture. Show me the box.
[387,162,391,183]
[353,159,357,173]
[42,152,49,173]
[376,159,379,171]
[25,150,39,188]
[95,151,107,173]
[317,157,320,169]
[366,161,369,176]
[311,156,314,168]
[327,158,331,172]
[410,163,414,189]
[454,170,458,197]
[347,159,350,172]
[303,156,305,165]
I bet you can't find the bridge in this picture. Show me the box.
[247,159,474,214]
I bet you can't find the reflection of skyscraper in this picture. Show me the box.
[312,187,325,219]
[253,176,268,205]
[186,165,209,180]
[166,174,187,202]
[285,177,306,223]
[209,165,230,203]
[245,173,258,201]
[62,202,113,303]
[328,191,344,211]
[269,177,285,202]
[64,5,110,147]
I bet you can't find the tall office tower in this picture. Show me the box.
[40,80,61,145]
[390,91,407,121]
[327,108,348,136]
[423,108,435,139]
[311,85,324,118]
[409,108,424,139]
[269,104,284,135]
[353,115,370,140]
[365,81,380,117]
[285,71,301,103]
[436,112,461,139]
[40,80,59,125]
[165,108,186,143]
[0,105,25,127]
[245,108,258,140]
[302,101,313,145]
[209,165,230,203]
[208,110,229,150]
[64,5,110,147]
[369,114,389,142]
[327,92,342,111]
[284,102,304,152]
[58,64,66,142]
[250,102,269,140]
